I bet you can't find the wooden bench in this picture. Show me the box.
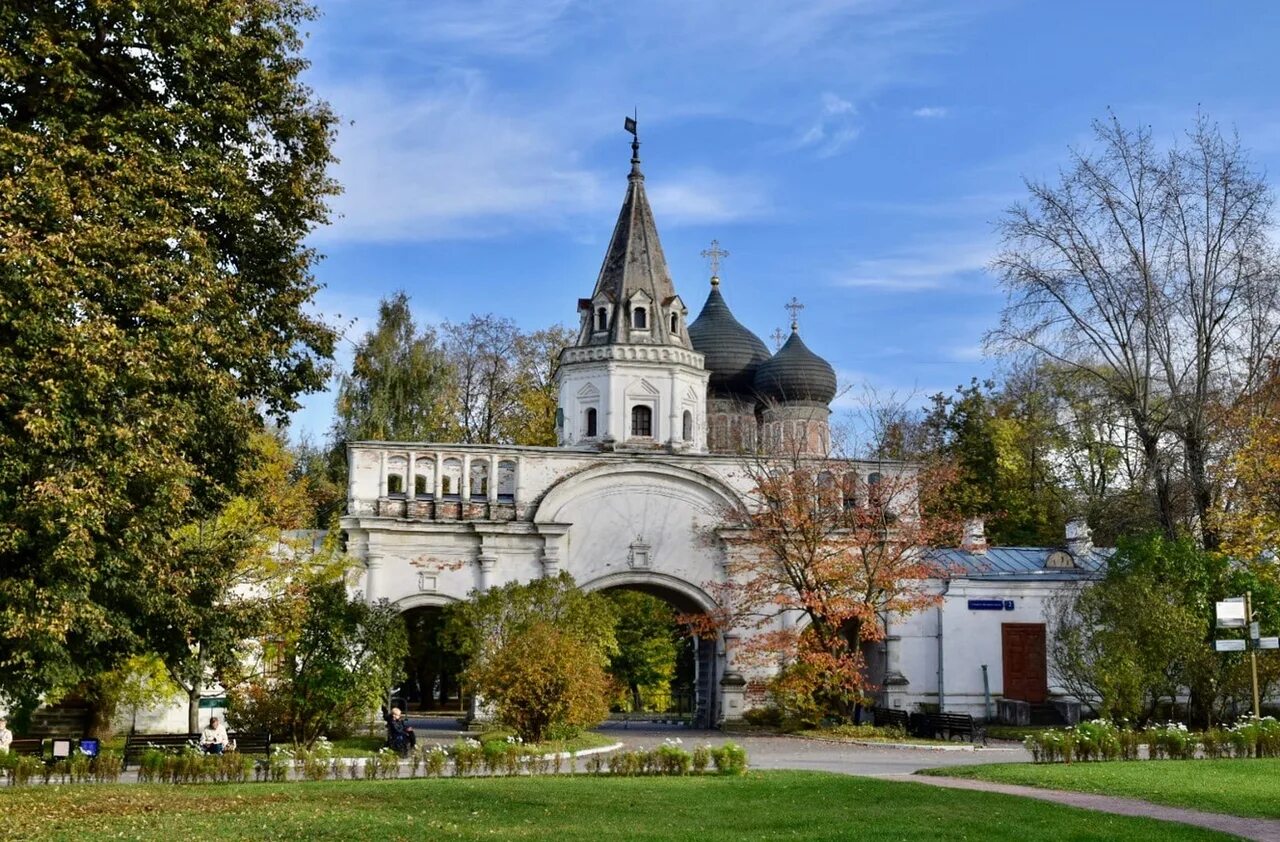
[924,712,986,744]
[7,738,45,757]
[872,708,910,732]
[123,731,271,768]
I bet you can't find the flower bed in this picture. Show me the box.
[1024,717,1280,763]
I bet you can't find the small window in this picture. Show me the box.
[586,407,598,437]
[670,312,679,333]
[387,474,404,496]
[631,405,652,438]
[632,306,647,329]
[441,476,451,496]
[497,459,517,502]
[470,461,488,500]
[596,307,608,331]
[414,474,430,497]
[682,410,693,441]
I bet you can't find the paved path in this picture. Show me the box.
[599,725,1275,841]
[911,775,1280,842]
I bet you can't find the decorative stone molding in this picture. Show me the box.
[627,535,652,569]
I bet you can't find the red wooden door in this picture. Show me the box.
[1002,623,1048,703]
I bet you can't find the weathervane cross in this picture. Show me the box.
[700,239,730,277]
[785,296,805,330]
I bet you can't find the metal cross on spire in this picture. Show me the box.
[701,239,730,280]
[785,296,805,331]
[771,327,786,351]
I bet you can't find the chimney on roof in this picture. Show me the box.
[1065,517,1093,559]
[962,517,988,555]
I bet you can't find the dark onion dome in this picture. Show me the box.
[687,278,771,397]
[753,326,837,405]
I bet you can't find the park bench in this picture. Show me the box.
[872,708,909,732]
[123,731,271,768]
[923,712,986,744]
[8,738,44,757]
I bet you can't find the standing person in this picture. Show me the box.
[201,716,229,755]
[0,716,12,754]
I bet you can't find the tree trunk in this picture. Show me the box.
[1138,427,1178,540]
[188,685,201,734]
[631,683,643,713]
[1183,430,1218,550]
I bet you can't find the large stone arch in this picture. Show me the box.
[579,570,719,615]
[532,462,741,524]
[390,592,459,613]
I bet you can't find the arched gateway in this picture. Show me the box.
[343,458,740,727]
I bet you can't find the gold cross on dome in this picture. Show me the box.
[700,239,730,277]
[785,297,805,330]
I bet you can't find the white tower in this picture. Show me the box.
[556,124,709,452]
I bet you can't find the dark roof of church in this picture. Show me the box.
[930,546,1112,580]
[579,143,689,349]
[687,279,771,397]
[753,327,838,405]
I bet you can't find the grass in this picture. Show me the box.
[0,771,1234,841]
[926,758,1280,819]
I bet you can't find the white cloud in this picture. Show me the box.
[648,170,772,226]
[832,238,995,292]
[912,106,949,118]
[797,92,861,157]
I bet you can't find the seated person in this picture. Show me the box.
[382,706,416,753]
[201,716,229,755]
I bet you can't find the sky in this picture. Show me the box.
[288,0,1280,442]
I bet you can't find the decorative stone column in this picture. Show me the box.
[477,555,497,592]
[364,554,383,605]
[535,524,569,578]
[719,632,747,725]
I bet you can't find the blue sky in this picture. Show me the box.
[289,0,1280,442]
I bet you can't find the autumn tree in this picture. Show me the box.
[0,0,336,710]
[445,573,617,738]
[989,113,1278,547]
[704,442,963,720]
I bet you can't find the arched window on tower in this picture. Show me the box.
[585,407,598,438]
[596,307,608,331]
[682,410,693,441]
[632,306,647,329]
[670,312,679,334]
[631,405,652,438]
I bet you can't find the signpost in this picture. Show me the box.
[1214,592,1265,720]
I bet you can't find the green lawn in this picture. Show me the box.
[0,772,1235,841]
[926,759,1280,819]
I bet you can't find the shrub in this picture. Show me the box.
[466,621,612,743]
[452,738,482,777]
[655,739,691,775]
[691,744,711,774]
[482,740,507,776]
[711,742,748,775]
[423,745,448,778]
[742,707,784,728]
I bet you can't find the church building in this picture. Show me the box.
[340,129,1103,728]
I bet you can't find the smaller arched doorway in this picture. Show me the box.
[583,573,720,729]
[393,596,468,715]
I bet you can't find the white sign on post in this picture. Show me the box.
[1214,639,1247,652]
[1259,637,1280,651]
[1216,598,1246,628]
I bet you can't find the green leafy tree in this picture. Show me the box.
[605,590,679,712]
[331,291,456,452]
[0,0,336,708]
[227,578,407,747]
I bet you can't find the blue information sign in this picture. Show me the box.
[968,599,1015,611]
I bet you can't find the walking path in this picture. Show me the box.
[907,775,1280,842]
[602,725,1276,841]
